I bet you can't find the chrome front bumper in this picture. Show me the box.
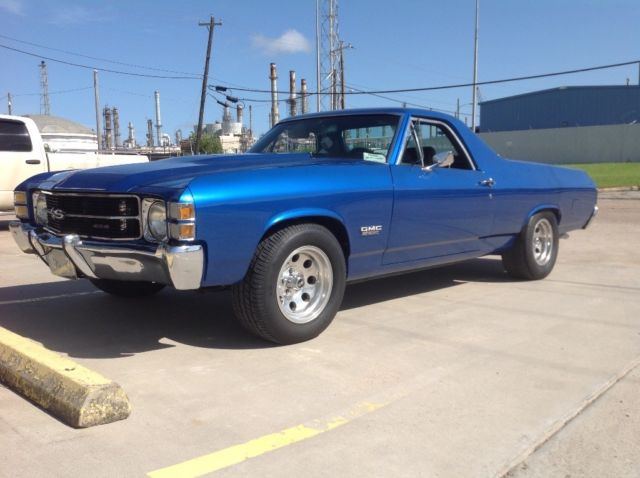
[9,222,204,290]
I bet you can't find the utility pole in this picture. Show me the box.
[638,61,640,85]
[339,45,346,109]
[456,98,460,119]
[471,0,479,132]
[93,70,102,151]
[315,0,321,112]
[7,93,12,115]
[249,104,253,141]
[195,15,222,154]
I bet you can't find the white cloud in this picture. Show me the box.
[48,5,97,25]
[0,0,25,15]
[252,29,311,56]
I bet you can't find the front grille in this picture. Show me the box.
[44,193,141,240]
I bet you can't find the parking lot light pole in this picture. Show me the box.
[471,0,479,132]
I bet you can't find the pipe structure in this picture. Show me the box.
[112,107,121,148]
[300,79,308,114]
[289,70,297,117]
[236,104,244,124]
[154,90,163,146]
[270,63,279,127]
[147,119,154,147]
[127,121,135,148]
[103,106,112,149]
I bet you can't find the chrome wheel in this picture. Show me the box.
[532,218,554,266]
[276,245,333,324]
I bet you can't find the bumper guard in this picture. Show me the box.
[9,222,204,290]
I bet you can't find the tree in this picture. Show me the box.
[190,132,223,154]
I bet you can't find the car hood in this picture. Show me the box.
[40,153,327,195]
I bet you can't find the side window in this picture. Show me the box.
[269,130,316,154]
[400,119,474,170]
[0,119,33,152]
[342,125,394,163]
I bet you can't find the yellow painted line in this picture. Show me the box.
[147,401,387,478]
[0,291,99,306]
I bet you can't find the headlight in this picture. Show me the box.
[147,201,167,242]
[33,192,48,225]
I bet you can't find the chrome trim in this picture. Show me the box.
[38,190,142,201]
[9,223,204,290]
[142,197,166,243]
[9,221,35,253]
[56,213,140,220]
[397,117,477,170]
[583,205,599,229]
[63,235,97,278]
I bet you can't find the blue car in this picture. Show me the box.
[10,108,598,344]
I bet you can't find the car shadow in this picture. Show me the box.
[0,257,510,359]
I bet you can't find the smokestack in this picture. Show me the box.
[112,107,121,148]
[236,103,244,124]
[300,79,308,114]
[289,70,297,117]
[269,63,279,127]
[147,119,154,147]
[154,90,162,146]
[127,121,135,147]
[103,106,112,149]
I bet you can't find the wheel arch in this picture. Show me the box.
[261,209,351,265]
[523,204,561,229]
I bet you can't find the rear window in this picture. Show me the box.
[0,119,33,152]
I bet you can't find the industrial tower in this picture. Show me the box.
[318,0,342,111]
[39,61,51,116]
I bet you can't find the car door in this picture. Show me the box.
[0,118,46,210]
[383,117,495,265]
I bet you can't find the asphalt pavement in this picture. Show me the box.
[0,192,638,477]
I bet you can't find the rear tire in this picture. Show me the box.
[502,211,559,280]
[232,224,346,345]
[90,279,166,297]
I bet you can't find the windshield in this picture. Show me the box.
[249,114,401,163]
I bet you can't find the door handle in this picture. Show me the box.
[26,159,41,165]
[479,178,495,187]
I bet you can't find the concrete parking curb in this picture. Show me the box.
[0,326,131,428]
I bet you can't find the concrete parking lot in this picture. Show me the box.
[1,192,638,478]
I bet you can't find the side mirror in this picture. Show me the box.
[423,150,454,172]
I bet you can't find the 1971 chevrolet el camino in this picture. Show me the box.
[10,108,598,344]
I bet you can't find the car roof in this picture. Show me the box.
[278,107,455,124]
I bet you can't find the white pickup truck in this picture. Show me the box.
[1,114,148,211]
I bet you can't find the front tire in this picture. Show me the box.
[502,211,559,280]
[232,224,346,345]
[89,279,166,297]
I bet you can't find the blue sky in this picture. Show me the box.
[1,0,639,143]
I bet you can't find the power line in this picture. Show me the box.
[212,59,640,95]
[0,33,203,77]
[11,86,93,97]
[0,43,201,80]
